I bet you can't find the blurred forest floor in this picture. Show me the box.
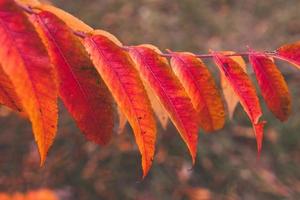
[0,0,300,199]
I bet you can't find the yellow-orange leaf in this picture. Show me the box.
[249,52,291,121]
[34,3,123,47]
[0,64,22,111]
[117,106,127,134]
[92,29,123,47]
[31,11,114,145]
[170,52,225,132]
[36,3,93,32]
[83,34,156,177]
[212,52,264,152]
[144,83,169,130]
[128,45,199,162]
[220,51,247,119]
[0,0,58,164]
[35,2,124,48]
[15,0,41,7]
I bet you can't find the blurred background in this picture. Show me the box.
[1,0,300,199]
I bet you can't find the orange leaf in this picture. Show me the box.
[0,193,10,200]
[0,64,22,111]
[36,3,93,33]
[117,106,127,134]
[128,45,199,162]
[170,52,225,132]
[35,3,123,47]
[0,0,58,164]
[117,90,166,134]
[120,79,170,130]
[212,52,264,152]
[15,0,41,8]
[220,51,247,119]
[11,193,25,200]
[276,41,300,69]
[249,52,291,121]
[144,83,169,130]
[83,34,156,177]
[26,189,58,200]
[92,30,123,47]
[31,11,114,145]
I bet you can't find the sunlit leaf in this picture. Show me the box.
[84,34,156,177]
[36,3,93,32]
[0,64,22,111]
[276,41,300,69]
[15,0,41,7]
[212,52,264,152]
[117,106,127,134]
[220,51,247,119]
[0,0,58,164]
[249,52,291,121]
[32,11,114,144]
[129,45,199,162]
[144,82,169,130]
[170,51,225,132]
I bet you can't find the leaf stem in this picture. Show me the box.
[159,51,277,59]
[73,31,87,38]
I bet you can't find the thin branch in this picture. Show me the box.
[159,51,277,58]
[73,31,87,39]
[17,2,279,61]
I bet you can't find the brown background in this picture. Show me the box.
[0,0,300,199]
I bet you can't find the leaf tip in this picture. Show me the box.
[39,153,46,167]
[189,146,197,165]
[254,121,266,156]
[141,159,153,179]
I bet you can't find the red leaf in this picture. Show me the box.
[128,45,199,162]
[170,52,225,132]
[83,34,156,177]
[36,2,93,33]
[0,64,22,111]
[117,83,170,132]
[276,41,300,69]
[212,52,264,152]
[220,51,247,119]
[249,52,291,121]
[0,0,58,164]
[31,11,114,145]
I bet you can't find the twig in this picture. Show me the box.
[17,2,279,60]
